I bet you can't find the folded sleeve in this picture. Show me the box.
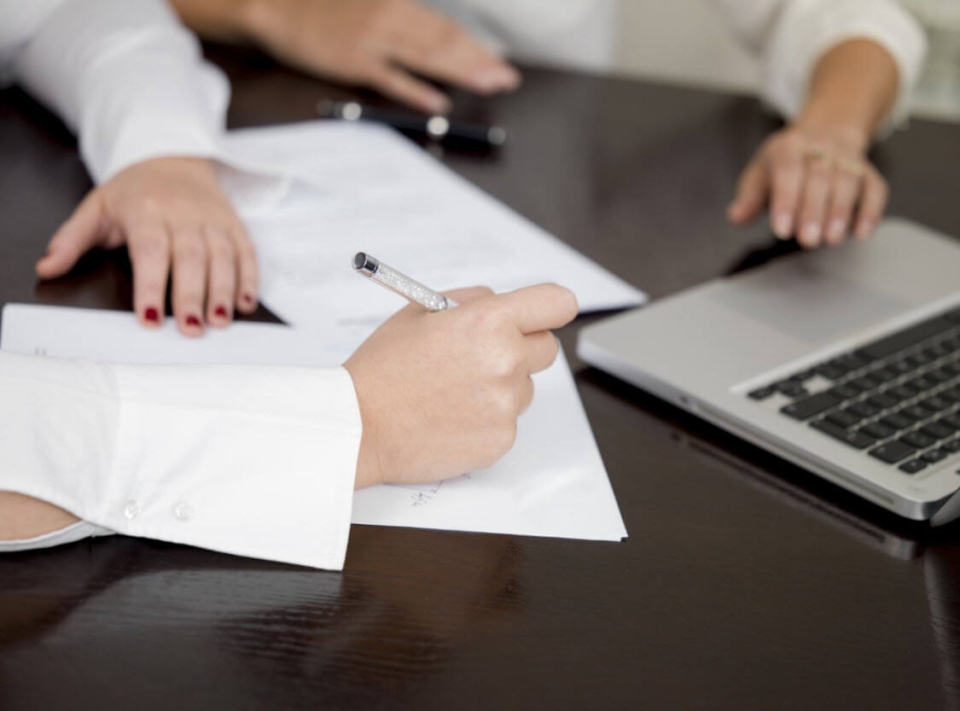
[708,0,927,134]
[0,352,362,570]
[10,0,229,183]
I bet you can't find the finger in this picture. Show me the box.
[796,157,832,248]
[768,144,805,239]
[204,227,236,327]
[518,375,535,415]
[523,330,561,374]
[367,64,451,115]
[727,157,769,225]
[824,166,864,245]
[497,283,579,334]
[853,166,889,241]
[126,223,171,328]
[391,19,520,95]
[443,286,495,304]
[35,191,108,279]
[171,227,208,336]
[232,223,259,314]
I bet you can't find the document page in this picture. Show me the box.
[2,304,627,541]
[221,121,646,329]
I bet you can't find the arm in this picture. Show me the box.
[1,284,577,568]
[169,0,521,114]
[714,0,926,247]
[8,0,260,333]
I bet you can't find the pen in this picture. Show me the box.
[352,252,457,311]
[319,99,507,148]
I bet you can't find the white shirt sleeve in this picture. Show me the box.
[4,0,228,184]
[0,352,361,570]
[706,0,927,133]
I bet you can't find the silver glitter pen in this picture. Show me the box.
[352,252,457,311]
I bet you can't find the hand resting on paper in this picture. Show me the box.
[36,157,258,337]
[346,283,578,489]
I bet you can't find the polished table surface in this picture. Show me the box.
[3,48,960,711]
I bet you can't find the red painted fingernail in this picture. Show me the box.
[144,307,159,323]
[186,315,200,327]
[215,305,228,318]
[243,294,254,305]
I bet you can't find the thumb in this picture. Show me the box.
[36,190,108,279]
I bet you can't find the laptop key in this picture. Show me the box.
[829,384,862,400]
[923,449,949,463]
[943,439,960,453]
[903,431,937,449]
[857,316,955,360]
[921,422,954,440]
[882,413,915,430]
[869,440,918,464]
[775,381,808,398]
[920,396,953,413]
[867,393,900,409]
[899,459,928,474]
[888,385,918,400]
[861,422,897,440]
[828,410,863,428]
[781,391,842,420]
[811,420,877,449]
[940,415,960,430]
[848,401,882,418]
[815,363,848,380]
[748,385,776,401]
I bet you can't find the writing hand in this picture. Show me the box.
[345,283,578,488]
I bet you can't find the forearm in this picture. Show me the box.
[0,492,79,541]
[794,39,900,153]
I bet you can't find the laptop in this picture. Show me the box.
[577,218,960,524]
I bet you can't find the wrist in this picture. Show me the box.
[793,113,871,155]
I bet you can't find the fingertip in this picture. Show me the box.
[798,221,823,249]
[771,211,794,240]
[208,303,233,328]
[178,313,205,338]
[236,292,258,314]
[138,306,163,329]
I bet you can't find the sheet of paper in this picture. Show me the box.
[221,121,646,328]
[1,304,627,541]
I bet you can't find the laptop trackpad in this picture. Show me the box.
[714,264,907,346]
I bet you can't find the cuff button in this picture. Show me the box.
[173,502,193,522]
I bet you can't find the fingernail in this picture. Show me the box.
[186,315,201,327]
[214,305,228,319]
[801,221,821,246]
[144,307,159,323]
[773,212,792,239]
[856,220,876,240]
[827,218,847,241]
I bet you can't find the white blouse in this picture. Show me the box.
[430,0,926,131]
[0,0,363,569]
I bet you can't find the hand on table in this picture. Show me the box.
[241,0,521,114]
[345,283,578,489]
[727,125,888,249]
[36,157,258,337]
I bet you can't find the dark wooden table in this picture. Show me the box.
[3,48,960,711]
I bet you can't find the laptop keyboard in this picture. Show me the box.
[748,308,960,475]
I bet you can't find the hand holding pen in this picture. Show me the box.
[345,253,578,489]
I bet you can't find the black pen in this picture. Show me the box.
[318,99,507,148]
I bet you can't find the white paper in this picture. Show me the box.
[1,304,627,541]
[220,121,646,328]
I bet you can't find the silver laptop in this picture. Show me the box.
[577,218,960,524]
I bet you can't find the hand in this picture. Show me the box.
[344,283,578,489]
[727,125,888,249]
[36,157,258,337]
[243,0,521,114]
